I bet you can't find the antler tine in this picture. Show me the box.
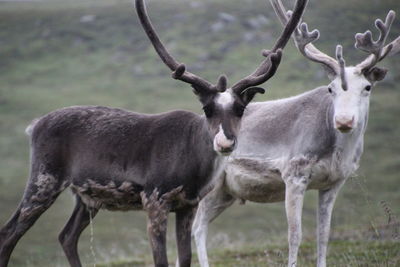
[336,45,348,91]
[231,0,308,94]
[135,0,226,93]
[271,0,340,75]
[270,0,307,53]
[356,10,396,71]
[387,36,400,57]
[296,22,319,45]
[231,49,283,93]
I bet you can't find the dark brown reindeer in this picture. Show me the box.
[0,0,307,266]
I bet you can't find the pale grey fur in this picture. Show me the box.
[192,86,367,267]
[189,3,398,266]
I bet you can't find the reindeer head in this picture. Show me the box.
[326,11,397,133]
[271,0,399,133]
[197,86,268,155]
[136,0,307,155]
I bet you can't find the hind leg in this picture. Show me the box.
[58,196,98,267]
[0,172,67,267]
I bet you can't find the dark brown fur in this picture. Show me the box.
[0,104,240,267]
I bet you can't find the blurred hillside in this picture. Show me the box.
[0,0,399,266]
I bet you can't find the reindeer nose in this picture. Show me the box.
[215,135,236,155]
[218,138,236,153]
[335,115,355,132]
[213,126,237,155]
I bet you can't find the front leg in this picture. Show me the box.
[283,157,314,267]
[175,207,197,267]
[317,180,345,267]
[192,178,235,267]
[141,187,183,267]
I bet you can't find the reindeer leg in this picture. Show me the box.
[285,181,307,267]
[0,171,67,267]
[142,188,182,267]
[175,206,197,267]
[316,180,345,267]
[192,181,235,267]
[283,157,313,267]
[58,196,99,267]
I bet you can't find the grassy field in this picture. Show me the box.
[0,0,399,266]
[96,241,400,266]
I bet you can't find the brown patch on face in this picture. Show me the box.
[209,99,243,140]
[200,91,249,153]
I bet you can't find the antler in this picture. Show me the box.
[230,0,308,94]
[270,0,340,76]
[136,0,307,96]
[356,11,398,71]
[135,0,226,94]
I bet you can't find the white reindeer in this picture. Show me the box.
[192,1,400,266]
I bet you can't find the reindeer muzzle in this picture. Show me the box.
[335,116,355,133]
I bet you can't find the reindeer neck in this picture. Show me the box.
[328,101,369,177]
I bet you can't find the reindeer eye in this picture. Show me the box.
[233,103,246,117]
[328,87,333,94]
[365,85,371,91]
[203,104,214,118]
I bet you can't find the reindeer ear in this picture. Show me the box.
[240,87,265,105]
[365,67,388,82]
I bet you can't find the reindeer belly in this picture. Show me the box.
[225,157,341,202]
[70,180,143,211]
[225,157,286,203]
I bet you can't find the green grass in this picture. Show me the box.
[0,0,399,266]
[96,240,400,267]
